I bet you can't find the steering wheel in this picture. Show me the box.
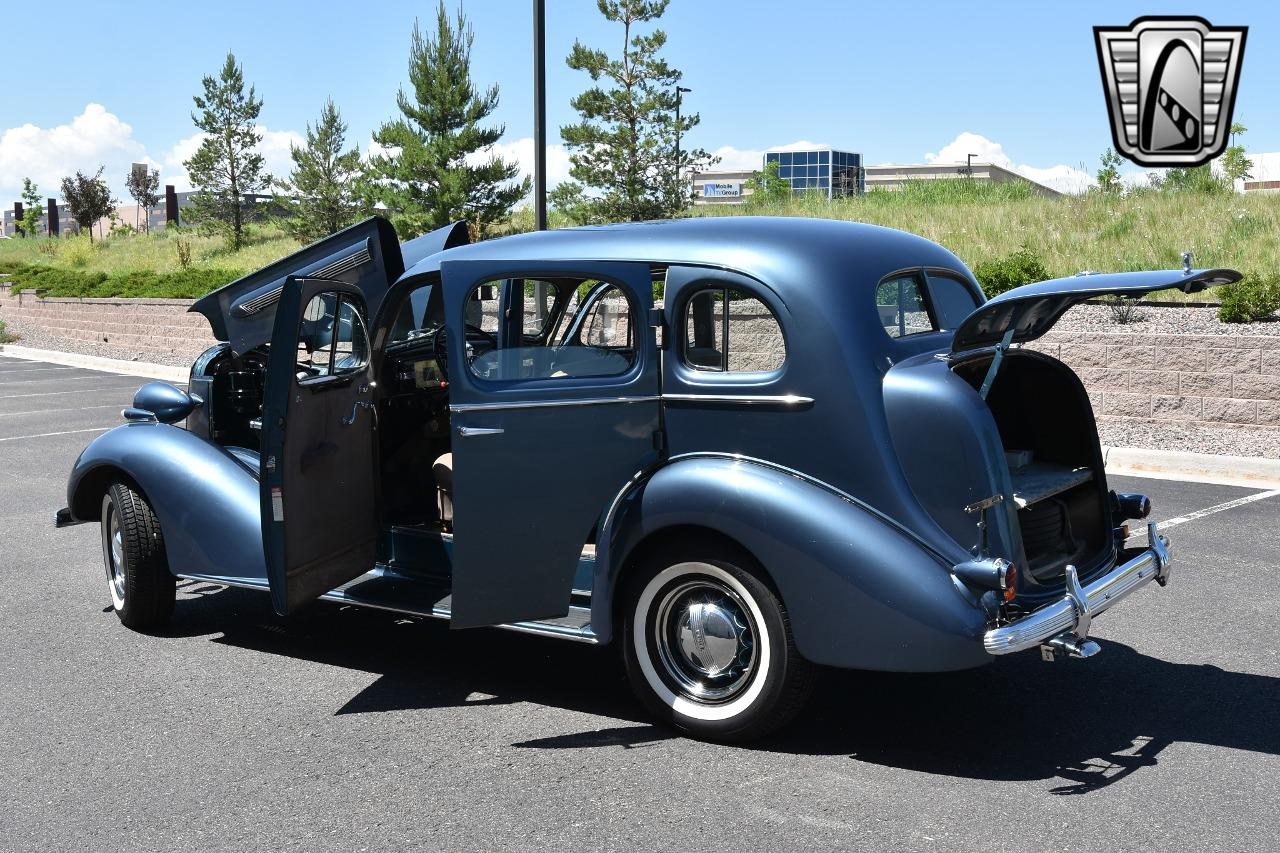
[431,323,497,380]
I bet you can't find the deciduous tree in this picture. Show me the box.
[125,165,161,233]
[185,51,268,249]
[19,178,42,236]
[1095,147,1122,195]
[60,167,117,242]
[361,2,528,238]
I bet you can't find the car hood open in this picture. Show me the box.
[189,218,468,354]
[951,267,1242,354]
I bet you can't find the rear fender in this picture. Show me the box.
[593,455,989,672]
[66,423,265,583]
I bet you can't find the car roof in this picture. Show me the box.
[399,216,973,301]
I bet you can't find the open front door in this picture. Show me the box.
[260,277,378,615]
[440,259,660,628]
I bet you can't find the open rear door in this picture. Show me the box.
[260,277,379,615]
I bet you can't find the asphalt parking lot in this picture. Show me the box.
[1,353,1277,852]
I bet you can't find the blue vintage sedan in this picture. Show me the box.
[57,216,1238,740]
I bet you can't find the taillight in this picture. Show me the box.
[1000,561,1017,602]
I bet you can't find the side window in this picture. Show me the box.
[578,284,633,350]
[298,292,368,379]
[468,276,638,381]
[925,272,981,330]
[682,287,785,373]
[877,274,933,338]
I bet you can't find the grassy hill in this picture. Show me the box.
[2,182,1276,302]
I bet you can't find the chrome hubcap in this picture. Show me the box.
[106,508,125,601]
[654,579,756,703]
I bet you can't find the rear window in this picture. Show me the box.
[926,272,981,330]
[876,270,980,338]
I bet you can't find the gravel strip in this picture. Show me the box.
[1055,303,1280,337]
[0,316,197,368]
[1098,416,1280,459]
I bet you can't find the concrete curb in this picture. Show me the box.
[0,344,187,383]
[1103,445,1280,489]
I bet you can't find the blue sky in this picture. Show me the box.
[1,0,1275,203]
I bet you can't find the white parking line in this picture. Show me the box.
[0,386,141,400]
[0,366,79,373]
[0,427,109,443]
[1156,488,1280,532]
[0,374,137,386]
[0,404,122,418]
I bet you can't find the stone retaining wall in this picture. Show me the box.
[0,283,216,360]
[1033,331,1280,427]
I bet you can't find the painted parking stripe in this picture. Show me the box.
[0,426,110,443]
[1156,488,1280,532]
[0,366,80,373]
[0,403,123,418]
[0,385,143,400]
[0,374,141,386]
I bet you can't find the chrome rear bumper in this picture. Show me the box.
[984,522,1171,656]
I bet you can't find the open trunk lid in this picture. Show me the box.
[188,218,469,355]
[951,267,1241,354]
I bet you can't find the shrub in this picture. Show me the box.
[7,264,241,299]
[1218,274,1280,323]
[971,247,1049,297]
[0,317,16,343]
[1102,295,1143,324]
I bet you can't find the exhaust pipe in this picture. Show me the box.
[1041,633,1102,660]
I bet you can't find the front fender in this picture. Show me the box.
[593,456,989,672]
[66,423,265,583]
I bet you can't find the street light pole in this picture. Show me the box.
[533,0,547,230]
[674,85,691,194]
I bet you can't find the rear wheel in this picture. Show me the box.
[621,544,816,741]
[101,482,175,630]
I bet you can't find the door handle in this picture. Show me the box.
[457,426,504,437]
[342,400,374,425]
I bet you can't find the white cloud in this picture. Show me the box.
[706,140,833,173]
[463,136,572,191]
[925,131,1094,195]
[160,125,304,193]
[0,104,152,202]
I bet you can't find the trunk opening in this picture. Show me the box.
[953,350,1113,590]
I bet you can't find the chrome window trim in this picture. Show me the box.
[450,395,660,413]
[660,393,813,407]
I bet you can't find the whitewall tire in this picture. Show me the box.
[622,544,816,741]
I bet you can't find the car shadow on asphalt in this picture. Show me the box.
[170,583,1279,794]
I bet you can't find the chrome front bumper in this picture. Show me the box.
[984,522,1171,656]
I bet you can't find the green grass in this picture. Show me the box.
[3,184,1278,303]
[678,181,1280,303]
[0,225,300,297]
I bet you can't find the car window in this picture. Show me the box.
[389,281,436,345]
[467,276,637,381]
[298,292,369,379]
[877,274,934,338]
[926,272,981,330]
[682,287,785,373]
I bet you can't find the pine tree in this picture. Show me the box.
[361,2,528,238]
[277,99,362,242]
[185,51,268,249]
[552,0,714,223]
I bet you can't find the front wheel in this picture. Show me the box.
[621,545,816,741]
[101,482,175,630]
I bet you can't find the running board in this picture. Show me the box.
[174,570,598,644]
